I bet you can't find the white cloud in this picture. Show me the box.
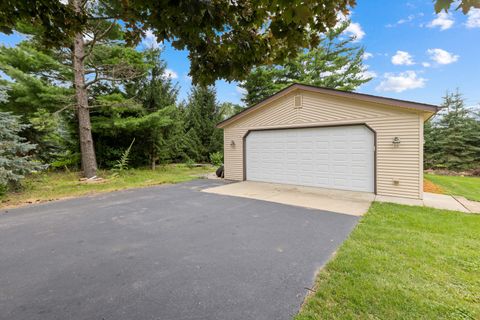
[428,12,454,30]
[335,12,365,42]
[376,71,426,93]
[391,51,415,65]
[163,69,178,79]
[466,9,480,28]
[236,86,247,95]
[362,52,373,60]
[142,29,160,49]
[386,13,424,28]
[397,15,414,25]
[427,48,459,64]
[422,62,431,67]
[344,22,365,42]
[360,66,377,80]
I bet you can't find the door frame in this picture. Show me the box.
[242,123,377,194]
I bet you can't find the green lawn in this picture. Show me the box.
[0,164,213,208]
[425,173,480,202]
[296,202,480,320]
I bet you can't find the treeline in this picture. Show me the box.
[0,44,241,171]
[424,90,480,172]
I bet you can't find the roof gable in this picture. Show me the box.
[217,84,439,128]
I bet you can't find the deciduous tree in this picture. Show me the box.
[434,0,480,13]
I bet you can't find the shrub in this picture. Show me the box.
[185,158,196,168]
[209,151,223,167]
[0,112,43,194]
[113,138,135,172]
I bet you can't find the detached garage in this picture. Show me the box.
[218,84,439,199]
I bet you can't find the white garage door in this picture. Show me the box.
[245,125,375,192]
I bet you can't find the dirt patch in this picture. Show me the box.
[424,179,444,194]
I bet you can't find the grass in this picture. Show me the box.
[296,202,480,320]
[425,173,480,202]
[0,164,213,209]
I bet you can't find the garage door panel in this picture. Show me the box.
[246,126,375,192]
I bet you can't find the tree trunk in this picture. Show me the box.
[72,0,97,178]
[150,145,157,170]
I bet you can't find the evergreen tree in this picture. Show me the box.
[184,86,223,162]
[240,21,372,106]
[423,119,442,169]
[0,112,42,194]
[91,49,185,169]
[4,5,147,178]
[435,90,480,170]
[0,42,74,164]
[0,84,8,103]
[219,102,244,120]
[0,25,145,172]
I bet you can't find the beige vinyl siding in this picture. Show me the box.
[223,89,425,199]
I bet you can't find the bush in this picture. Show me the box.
[113,138,135,172]
[49,151,81,170]
[0,112,44,193]
[209,152,223,167]
[185,158,196,168]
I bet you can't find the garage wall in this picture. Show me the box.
[223,89,424,199]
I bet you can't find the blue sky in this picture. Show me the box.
[1,0,479,107]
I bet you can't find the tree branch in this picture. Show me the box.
[82,21,116,60]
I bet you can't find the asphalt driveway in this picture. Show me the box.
[0,179,359,320]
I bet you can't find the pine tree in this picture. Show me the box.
[240,21,372,106]
[91,49,185,169]
[0,25,145,172]
[0,112,42,194]
[423,119,442,169]
[184,86,223,162]
[436,90,480,170]
[0,42,74,163]
[219,102,244,120]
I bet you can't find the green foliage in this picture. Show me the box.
[184,86,223,162]
[434,0,479,14]
[1,0,355,85]
[0,84,8,103]
[0,1,83,46]
[425,90,480,171]
[219,102,245,120]
[49,151,81,170]
[113,138,135,172]
[91,48,186,169]
[0,112,43,193]
[240,21,371,106]
[0,41,76,163]
[185,158,196,169]
[209,152,224,167]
